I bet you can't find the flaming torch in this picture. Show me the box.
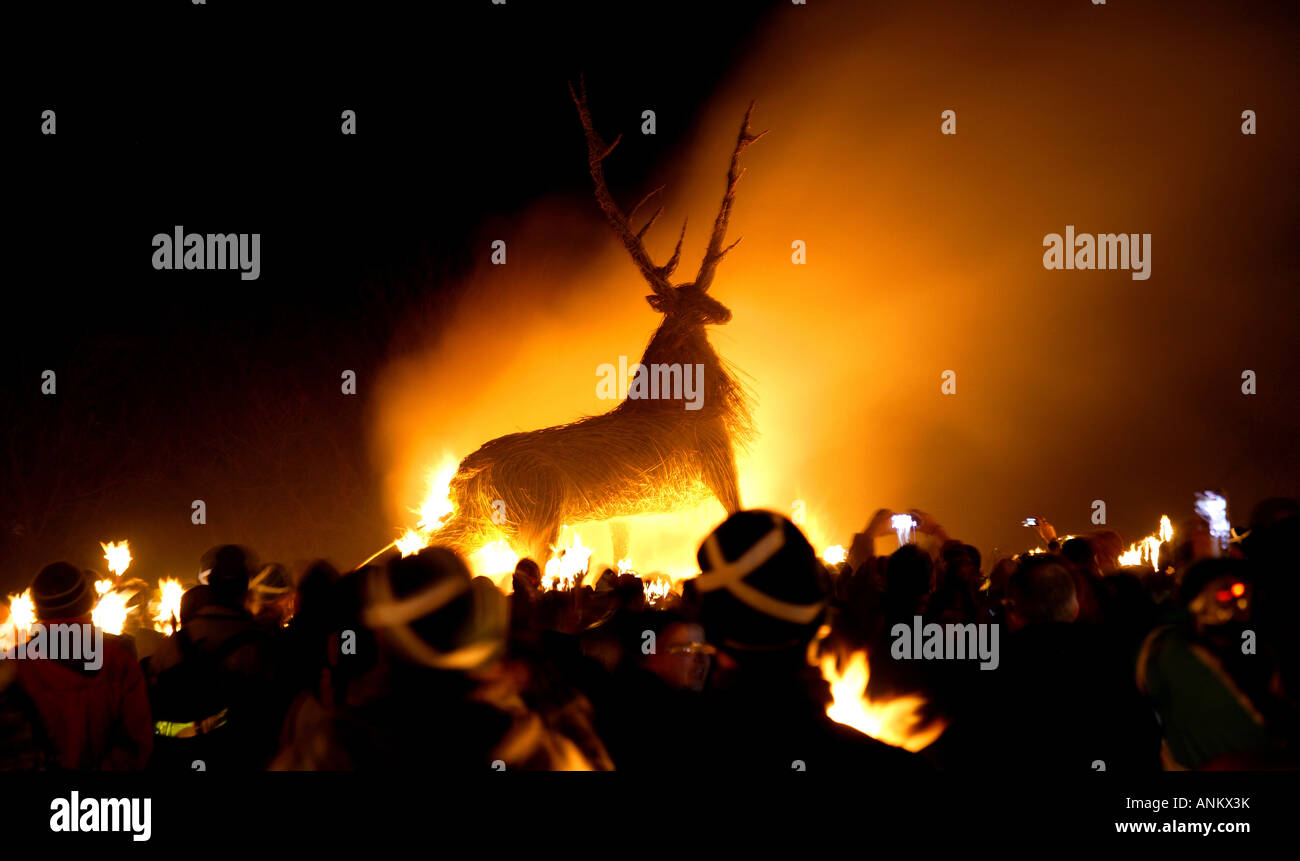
[152,578,184,634]
[1116,513,1175,571]
[90,539,140,635]
[1,590,36,651]
[362,457,463,567]
[100,540,132,578]
[92,586,137,636]
[394,529,427,559]
[818,645,946,752]
[541,529,593,591]
[641,576,673,606]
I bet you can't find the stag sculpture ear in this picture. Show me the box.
[647,294,672,312]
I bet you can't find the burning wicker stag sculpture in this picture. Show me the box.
[433,81,764,563]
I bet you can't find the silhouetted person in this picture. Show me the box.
[957,556,1159,771]
[0,648,57,769]
[690,510,926,773]
[594,611,714,770]
[144,545,280,770]
[1137,558,1287,769]
[274,546,605,770]
[17,562,153,769]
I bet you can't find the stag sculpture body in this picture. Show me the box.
[433,83,765,564]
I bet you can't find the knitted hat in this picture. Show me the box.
[362,546,507,671]
[31,561,95,621]
[695,510,828,649]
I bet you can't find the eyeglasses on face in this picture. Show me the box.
[667,642,716,657]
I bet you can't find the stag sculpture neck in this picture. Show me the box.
[432,80,765,565]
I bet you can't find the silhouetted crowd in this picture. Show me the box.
[2,496,1298,772]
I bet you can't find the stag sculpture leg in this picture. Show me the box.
[700,434,743,514]
[609,519,629,564]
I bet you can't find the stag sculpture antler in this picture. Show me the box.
[431,79,765,564]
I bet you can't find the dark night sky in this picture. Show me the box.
[3,1,781,587]
[4,0,1298,590]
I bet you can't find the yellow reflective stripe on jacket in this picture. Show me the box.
[154,708,229,738]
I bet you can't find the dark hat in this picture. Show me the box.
[201,545,253,587]
[695,510,828,650]
[200,545,255,608]
[363,545,507,671]
[31,561,94,620]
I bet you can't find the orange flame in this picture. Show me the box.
[414,458,459,532]
[641,576,673,605]
[542,529,593,591]
[395,528,427,558]
[91,581,138,636]
[1,590,35,651]
[100,540,132,577]
[818,645,946,752]
[152,578,184,634]
[1117,514,1173,571]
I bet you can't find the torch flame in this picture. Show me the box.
[152,578,184,634]
[1117,513,1175,571]
[641,576,673,605]
[92,582,138,636]
[819,648,946,752]
[387,454,479,563]
[100,540,132,577]
[822,544,847,565]
[415,459,459,531]
[542,529,593,591]
[395,528,428,558]
[1140,536,1162,571]
[2,590,36,651]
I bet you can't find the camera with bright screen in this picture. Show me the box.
[891,514,918,544]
